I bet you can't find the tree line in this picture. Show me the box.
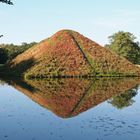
[0,42,37,64]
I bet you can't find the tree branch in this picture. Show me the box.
[0,35,3,38]
[0,0,13,5]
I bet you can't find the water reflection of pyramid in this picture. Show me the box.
[10,78,140,118]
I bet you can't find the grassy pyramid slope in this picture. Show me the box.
[9,30,140,77]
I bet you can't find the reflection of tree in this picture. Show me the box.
[0,79,5,85]
[3,77,140,118]
[108,86,139,109]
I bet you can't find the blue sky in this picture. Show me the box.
[0,0,140,45]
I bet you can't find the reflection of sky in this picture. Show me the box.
[0,84,140,140]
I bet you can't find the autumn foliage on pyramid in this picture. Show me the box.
[9,30,140,77]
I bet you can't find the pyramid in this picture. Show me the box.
[9,30,140,77]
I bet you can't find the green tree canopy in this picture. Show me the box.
[105,31,140,64]
[0,0,13,5]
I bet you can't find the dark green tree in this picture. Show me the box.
[0,0,13,5]
[0,42,37,64]
[0,48,8,64]
[105,31,140,64]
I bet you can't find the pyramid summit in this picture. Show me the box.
[9,29,140,78]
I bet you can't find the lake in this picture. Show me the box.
[0,77,140,140]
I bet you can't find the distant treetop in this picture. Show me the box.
[0,0,13,5]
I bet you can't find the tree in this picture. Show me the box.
[0,48,8,64]
[0,0,13,5]
[0,42,37,64]
[105,31,140,64]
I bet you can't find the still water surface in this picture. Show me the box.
[0,78,140,140]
